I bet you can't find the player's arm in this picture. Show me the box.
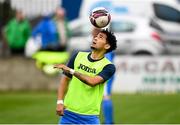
[56,75,70,116]
[57,75,70,100]
[56,52,77,116]
[74,72,104,87]
[54,64,115,87]
[54,63,102,87]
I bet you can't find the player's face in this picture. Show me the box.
[91,32,110,51]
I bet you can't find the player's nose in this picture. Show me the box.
[94,36,98,41]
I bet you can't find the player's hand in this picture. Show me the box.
[54,64,71,74]
[56,104,65,116]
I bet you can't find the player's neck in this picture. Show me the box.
[91,51,105,60]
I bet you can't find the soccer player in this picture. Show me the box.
[92,28,115,124]
[54,28,117,124]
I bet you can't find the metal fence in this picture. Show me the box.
[0,0,60,22]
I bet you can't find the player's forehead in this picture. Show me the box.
[98,32,107,39]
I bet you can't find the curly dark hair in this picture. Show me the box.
[100,28,117,53]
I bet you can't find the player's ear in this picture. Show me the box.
[105,43,110,50]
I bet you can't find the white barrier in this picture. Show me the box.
[112,56,180,93]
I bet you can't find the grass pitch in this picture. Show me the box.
[0,91,180,124]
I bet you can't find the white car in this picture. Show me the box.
[151,2,180,54]
[68,16,165,55]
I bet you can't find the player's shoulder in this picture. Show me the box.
[104,56,113,65]
[76,51,91,58]
[103,63,116,75]
[78,51,90,55]
[70,51,90,60]
[103,56,116,70]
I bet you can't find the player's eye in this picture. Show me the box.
[99,34,103,39]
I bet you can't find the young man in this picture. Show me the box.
[54,28,117,124]
[93,28,115,124]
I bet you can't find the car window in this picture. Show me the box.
[110,21,136,32]
[71,23,91,37]
[154,3,180,23]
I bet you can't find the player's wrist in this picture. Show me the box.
[57,100,64,105]
[69,69,75,75]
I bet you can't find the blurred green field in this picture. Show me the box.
[0,91,180,124]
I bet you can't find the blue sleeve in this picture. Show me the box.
[32,21,44,37]
[63,52,78,78]
[98,64,116,81]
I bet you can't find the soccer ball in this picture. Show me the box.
[89,7,111,28]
